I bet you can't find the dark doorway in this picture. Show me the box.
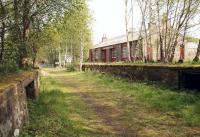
[25,81,36,99]
[102,49,107,62]
[181,71,200,91]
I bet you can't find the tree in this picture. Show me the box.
[0,0,92,72]
[58,0,92,70]
[137,0,150,61]
[124,0,131,62]
[155,0,200,63]
[135,0,200,63]
[36,0,92,70]
[0,0,6,63]
[193,40,200,62]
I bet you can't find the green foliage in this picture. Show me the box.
[20,74,111,137]
[20,69,200,136]
[84,71,200,126]
[66,64,77,72]
[0,41,20,73]
[37,0,92,66]
[0,63,19,74]
[20,90,79,137]
[0,0,92,73]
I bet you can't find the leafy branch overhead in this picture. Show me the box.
[0,0,92,71]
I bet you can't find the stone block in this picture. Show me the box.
[0,71,39,137]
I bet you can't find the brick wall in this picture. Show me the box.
[82,64,200,89]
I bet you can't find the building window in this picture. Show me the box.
[95,49,98,61]
[111,48,117,58]
[122,46,127,58]
[90,50,93,61]
[92,50,95,61]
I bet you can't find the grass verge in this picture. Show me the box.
[20,69,200,136]
[81,71,200,127]
[19,73,114,137]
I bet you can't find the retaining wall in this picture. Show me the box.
[82,64,200,89]
[0,71,39,137]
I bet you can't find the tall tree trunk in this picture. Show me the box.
[156,1,164,62]
[70,39,73,63]
[124,0,131,61]
[13,0,23,66]
[0,0,6,63]
[137,0,149,62]
[0,22,5,63]
[65,42,68,67]
[159,36,164,61]
[33,56,36,67]
[22,0,31,40]
[193,40,200,62]
[148,0,153,61]
[18,0,31,67]
[80,33,84,71]
[59,46,61,67]
[168,35,178,62]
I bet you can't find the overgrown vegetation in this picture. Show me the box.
[20,69,200,137]
[0,0,92,73]
[87,72,200,126]
[66,64,77,72]
[20,73,114,137]
[125,0,200,63]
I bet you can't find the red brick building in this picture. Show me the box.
[89,31,198,63]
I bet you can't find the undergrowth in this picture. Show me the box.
[82,71,200,127]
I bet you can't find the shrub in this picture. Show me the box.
[0,62,19,74]
[66,64,77,72]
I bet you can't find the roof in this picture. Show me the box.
[94,31,142,49]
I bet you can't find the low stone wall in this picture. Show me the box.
[0,71,39,137]
[82,64,200,89]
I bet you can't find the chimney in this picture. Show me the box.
[102,34,107,42]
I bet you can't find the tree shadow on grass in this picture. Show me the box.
[20,89,115,137]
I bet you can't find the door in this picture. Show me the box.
[102,49,107,62]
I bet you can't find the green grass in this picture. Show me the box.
[20,72,114,137]
[82,71,200,126]
[20,69,200,137]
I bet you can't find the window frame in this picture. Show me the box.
[121,45,127,60]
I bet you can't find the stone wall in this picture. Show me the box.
[82,64,200,89]
[0,71,39,137]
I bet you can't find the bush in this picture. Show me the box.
[66,64,77,72]
[0,62,19,74]
[0,42,20,74]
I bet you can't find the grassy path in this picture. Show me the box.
[20,69,200,137]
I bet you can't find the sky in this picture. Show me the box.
[88,0,141,44]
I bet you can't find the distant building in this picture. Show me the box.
[185,42,199,61]
[89,28,198,62]
[64,55,72,63]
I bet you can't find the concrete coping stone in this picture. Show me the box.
[83,63,200,70]
[0,71,38,94]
